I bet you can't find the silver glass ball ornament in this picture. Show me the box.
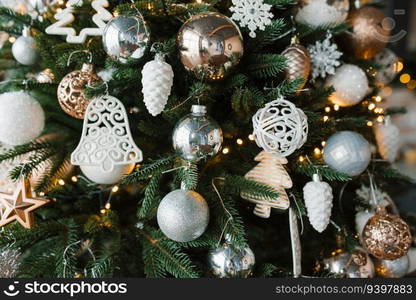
[323,131,371,177]
[102,15,150,63]
[323,248,375,278]
[208,236,255,278]
[157,189,209,242]
[177,12,244,81]
[172,105,223,162]
[12,27,39,66]
[374,255,409,278]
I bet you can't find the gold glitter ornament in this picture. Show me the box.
[362,206,412,260]
[339,6,390,59]
[57,63,102,119]
[281,37,311,90]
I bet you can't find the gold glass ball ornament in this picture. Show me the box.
[323,248,375,278]
[57,63,102,119]
[177,12,244,81]
[362,206,412,260]
[339,6,390,59]
[281,37,311,90]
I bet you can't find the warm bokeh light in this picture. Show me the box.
[400,73,411,84]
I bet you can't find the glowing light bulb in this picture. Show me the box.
[236,138,243,145]
[222,148,230,154]
[112,185,119,193]
[58,179,65,186]
[105,202,111,209]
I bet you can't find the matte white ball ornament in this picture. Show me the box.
[0,91,45,145]
[80,163,135,185]
[157,189,209,242]
[326,64,369,107]
[323,131,371,176]
[252,98,308,157]
[12,27,39,66]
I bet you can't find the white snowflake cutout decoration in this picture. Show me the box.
[230,0,273,38]
[71,95,143,173]
[308,32,342,80]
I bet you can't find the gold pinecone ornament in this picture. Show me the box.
[281,37,311,90]
[362,206,412,260]
[57,63,102,119]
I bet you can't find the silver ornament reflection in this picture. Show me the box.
[323,249,375,278]
[172,105,223,162]
[208,238,255,278]
[102,15,150,63]
[12,28,39,66]
[323,131,371,176]
[177,12,244,81]
[157,189,209,242]
[374,255,409,278]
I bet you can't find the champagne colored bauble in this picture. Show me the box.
[208,236,255,278]
[340,6,390,59]
[102,15,150,63]
[177,12,244,81]
[172,105,223,162]
[355,209,375,237]
[0,91,44,146]
[323,248,375,278]
[362,206,412,260]
[281,40,311,90]
[323,131,371,177]
[57,63,102,119]
[12,28,39,66]
[374,255,409,278]
[326,64,369,107]
[373,48,399,86]
[295,0,349,27]
[80,163,135,185]
[157,189,209,242]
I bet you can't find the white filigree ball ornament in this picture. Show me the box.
[0,91,45,146]
[71,95,143,173]
[252,98,308,157]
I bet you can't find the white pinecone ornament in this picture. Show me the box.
[374,117,400,163]
[141,54,174,116]
[303,174,333,233]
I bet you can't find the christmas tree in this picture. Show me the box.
[0,0,414,279]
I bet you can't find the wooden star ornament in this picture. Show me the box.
[0,179,49,229]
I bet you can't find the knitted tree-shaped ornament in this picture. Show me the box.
[374,117,400,163]
[141,54,174,116]
[241,151,291,218]
[303,174,333,233]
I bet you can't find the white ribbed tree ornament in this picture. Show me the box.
[303,174,333,233]
[141,53,174,116]
[374,117,400,163]
[241,151,292,218]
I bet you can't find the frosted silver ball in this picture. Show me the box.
[323,249,375,278]
[172,105,223,162]
[208,240,255,278]
[0,91,45,145]
[157,189,209,242]
[12,34,39,66]
[323,131,371,176]
[102,15,150,63]
[374,255,409,278]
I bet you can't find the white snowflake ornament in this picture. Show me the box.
[308,32,342,80]
[230,0,273,38]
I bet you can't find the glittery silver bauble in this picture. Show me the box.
[12,28,39,66]
[323,131,371,176]
[177,12,243,81]
[374,255,409,278]
[172,105,223,162]
[0,248,21,278]
[323,248,375,278]
[373,48,399,86]
[208,237,255,278]
[102,15,150,63]
[157,189,209,242]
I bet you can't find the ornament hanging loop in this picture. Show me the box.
[67,50,93,67]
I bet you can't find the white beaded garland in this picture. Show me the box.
[326,64,369,107]
[0,91,45,146]
[252,98,308,157]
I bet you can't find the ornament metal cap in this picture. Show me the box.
[191,105,207,115]
[22,26,31,37]
[81,63,95,73]
[312,173,322,182]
